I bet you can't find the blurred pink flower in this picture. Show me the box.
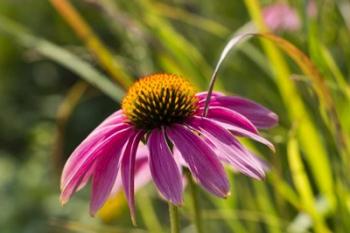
[262,3,301,32]
[60,74,277,220]
[307,0,317,18]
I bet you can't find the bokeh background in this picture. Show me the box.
[0,0,349,232]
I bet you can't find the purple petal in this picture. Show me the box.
[210,120,275,151]
[60,125,133,205]
[110,150,150,197]
[167,124,230,198]
[120,131,144,222]
[189,117,268,179]
[196,100,275,151]
[76,162,95,192]
[196,106,258,133]
[61,121,129,190]
[215,96,278,128]
[90,128,141,216]
[61,123,129,191]
[148,128,183,204]
[198,94,278,128]
[90,141,123,216]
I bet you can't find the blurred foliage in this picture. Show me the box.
[0,0,349,233]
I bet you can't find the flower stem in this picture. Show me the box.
[139,192,163,233]
[186,171,204,233]
[169,203,180,233]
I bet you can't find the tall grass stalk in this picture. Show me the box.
[244,1,334,230]
[50,0,133,89]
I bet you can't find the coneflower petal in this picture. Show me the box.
[110,145,150,197]
[189,117,267,179]
[209,120,275,151]
[197,106,258,133]
[148,128,183,205]
[89,127,137,215]
[76,162,96,192]
[167,124,230,198]
[121,130,144,223]
[61,122,129,190]
[198,94,278,128]
[90,144,122,216]
[60,125,132,205]
[215,96,278,128]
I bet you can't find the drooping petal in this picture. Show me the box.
[196,95,274,150]
[167,124,230,198]
[196,106,258,133]
[90,143,122,216]
[60,125,133,205]
[110,144,151,196]
[214,96,278,128]
[197,94,278,128]
[189,117,268,179]
[76,162,96,192]
[61,123,129,192]
[120,131,144,222]
[61,122,129,190]
[97,150,152,220]
[148,128,183,204]
[210,120,275,151]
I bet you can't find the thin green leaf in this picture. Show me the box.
[0,15,124,101]
[287,136,330,233]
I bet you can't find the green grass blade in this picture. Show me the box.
[253,182,281,233]
[243,0,335,210]
[0,15,124,101]
[287,136,330,233]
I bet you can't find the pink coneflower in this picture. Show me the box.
[60,73,278,220]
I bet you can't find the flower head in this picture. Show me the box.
[60,73,278,221]
[122,74,198,129]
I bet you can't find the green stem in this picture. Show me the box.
[138,192,163,233]
[169,203,180,233]
[186,172,204,233]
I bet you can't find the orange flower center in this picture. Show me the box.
[122,74,198,129]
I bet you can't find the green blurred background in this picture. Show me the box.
[0,0,349,232]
